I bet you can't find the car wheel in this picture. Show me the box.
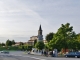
[75,56,77,58]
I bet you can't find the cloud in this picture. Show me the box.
[0,0,80,42]
[0,0,47,42]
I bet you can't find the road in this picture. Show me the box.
[0,51,80,60]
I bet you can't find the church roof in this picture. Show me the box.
[39,24,42,31]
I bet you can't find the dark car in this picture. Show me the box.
[65,52,80,58]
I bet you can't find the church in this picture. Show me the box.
[27,25,47,46]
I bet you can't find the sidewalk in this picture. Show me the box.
[24,51,41,55]
[25,52,65,58]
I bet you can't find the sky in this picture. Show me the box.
[0,0,80,43]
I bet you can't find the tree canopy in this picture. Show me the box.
[12,40,15,45]
[6,39,12,46]
[47,23,79,51]
[45,32,54,42]
[35,41,45,50]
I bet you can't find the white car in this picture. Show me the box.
[1,51,4,53]
[1,51,9,54]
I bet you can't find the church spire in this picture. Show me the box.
[39,24,42,31]
[38,24,42,35]
[38,24,43,41]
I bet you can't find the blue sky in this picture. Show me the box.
[0,0,80,43]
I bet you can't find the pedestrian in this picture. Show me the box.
[46,51,48,57]
[41,50,43,55]
[53,50,55,57]
[50,51,53,57]
[44,51,46,56]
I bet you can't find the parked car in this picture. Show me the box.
[1,50,9,54]
[1,51,4,53]
[65,52,80,58]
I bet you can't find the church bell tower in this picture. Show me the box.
[38,24,43,41]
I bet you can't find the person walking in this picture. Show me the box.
[41,50,43,55]
[53,50,55,57]
[44,51,46,56]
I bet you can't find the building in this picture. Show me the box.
[27,25,46,46]
[43,40,47,44]
[12,42,27,46]
[37,24,43,41]
[27,40,35,46]
[30,36,38,40]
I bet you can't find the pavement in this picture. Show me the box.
[25,51,60,57]
[0,51,80,60]
[30,52,42,55]
[25,51,52,57]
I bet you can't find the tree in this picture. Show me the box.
[0,43,1,46]
[75,33,80,50]
[48,23,77,52]
[6,39,12,46]
[19,42,24,46]
[24,45,28,50]
[18,45,24,50]
[27,45,33,51]
[76,33,80,42]
[45,32,54,42]
[66,32,79,51]
[35,41,45,50]
[11,40,15,45]
[34,39,37,47]
[1,43,5,46]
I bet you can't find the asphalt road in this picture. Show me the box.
[0,51,80,60]
[0,55,40,60]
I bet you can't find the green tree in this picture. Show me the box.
[48,23,76,52]
[45,32,54,42]
[23,44,28,50]
[35,41,44,50]
[34,39,37,47]
[76,33,80,42]
[18,46,23,50]
[27,45,33,51]
[6,39,12,46]
[67,32,79,51]
[76,33,80,50]
[0,43,1,46]
[11,40,15,45]
[19,42,24,46]
[24,45,27,50]
[1,43,5,46]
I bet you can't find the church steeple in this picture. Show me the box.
[38,24,42,35]
[39,24,42,31]
[38,24,43,41]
